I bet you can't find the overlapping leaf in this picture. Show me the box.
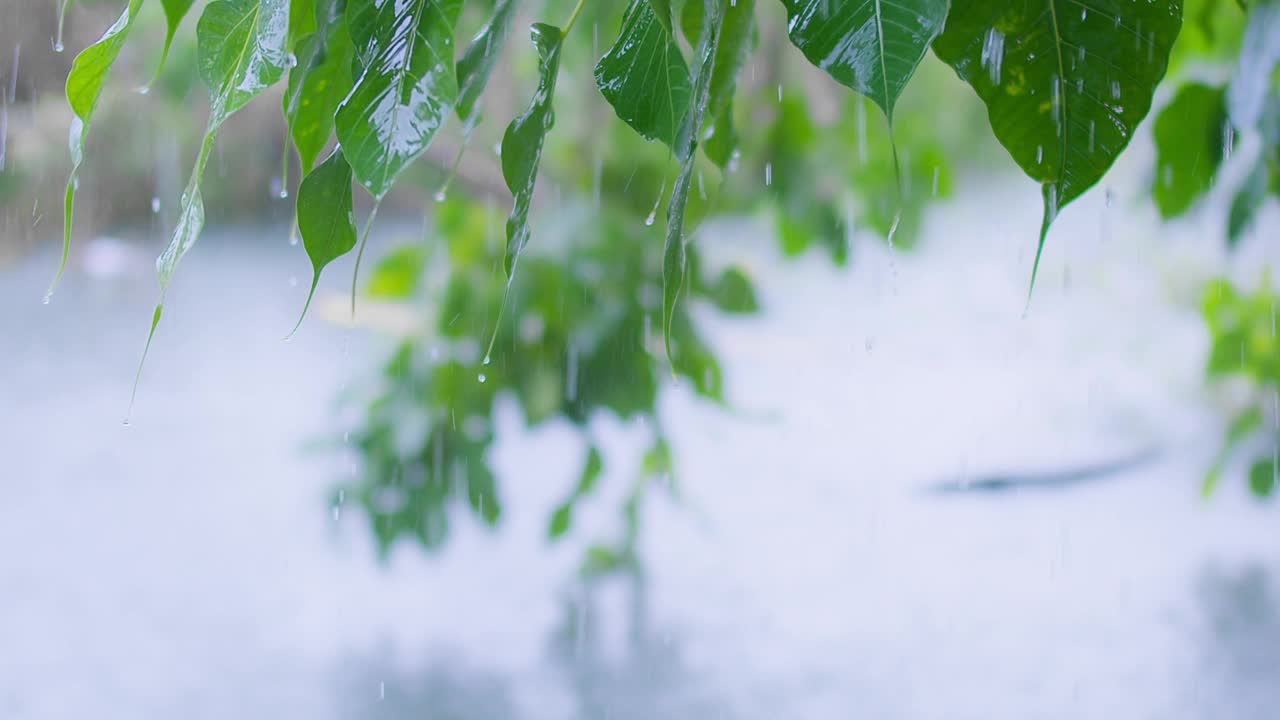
[664,0,725,359]
[456,0,519,129]
[292,148,357,333]
[336,0,464,199]
[53,0,144,298]
[150,0,198,83]
[780,0,948,121]
[139,0,288,391]
[933,0,1183,291]
[596,0,693,148]
[682,0,756,166]
[284,0,355,174]
[501,23,565,277]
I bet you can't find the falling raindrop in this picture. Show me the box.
[981,28,1005,85]
[478,373,486,383]
[764,162,772,187]
[434,189,447,202]
[151,197,161,213]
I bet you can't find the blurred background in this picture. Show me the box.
[2,0,1279,717]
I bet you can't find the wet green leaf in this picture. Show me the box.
[53,0,145,299]
[501,23,565,277]
[151,0,197,84]
[1248,457,1275,498]
[139,0,289,394]
[284,9,355,175]
[663,0,725,361]
[648,0,678,32]
[933,0,1183,293]
[682,0,756,166]
[1153,83,1229,218]
[288,0,318,48]
[292,149,357,333]
[336,0,463,199]
[456,0,519,128]
[780,0,948,121]
[596,0,693,148]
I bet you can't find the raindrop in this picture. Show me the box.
[434,189,447,202]
[981,28,1005,85]
[478,373,486,383]
[1036,145,1043,163]
[482,354,491,365]
[764,162,772,186]
[284,53,298,68]
[151,197,161,213]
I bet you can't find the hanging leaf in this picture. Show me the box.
[456,0,520,129]
[1226,0,1280,132]
[291,149,357,333]
[596,0,693,148]
[501,23,565,277]
[932,0,1183,293]
[335,0,464,199]
[52,0,145,299]
[682,0,756,167]
[1152,83,1228,219]
[139,0,289,392]
[284,6,355,175]
[779,0,948,122]
[664,0,725,360]
[148,0,197,84]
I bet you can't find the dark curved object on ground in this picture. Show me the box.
[922,447,1162,496]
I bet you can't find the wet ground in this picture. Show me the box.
[2,170,1279,718]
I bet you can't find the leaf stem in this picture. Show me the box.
[563,0,588,37]
[350,199,382,318]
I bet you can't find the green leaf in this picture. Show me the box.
[648,0,677,32]
[140,0,289,393]
[291,148,357,334]
[1203,404,1261,497]
[705,266,759,313]
[336,0,464,199]
[52,0,145,299]
[547,503,573,539]
[1228,157,1269,245]
[1152,83,1229,218]
[596,0,693,148]
[288,0,318,49]
[501,23,564,277]
[1248,457,1276,498]
[456,0,520,129]
[682,0,756,166]
[779,0,948,121]
[664,0,725,361]
[366,245,428,299]
[1226,0,1280,131]
[932,0,1183,294]
[284,9,355,175]
[149,0,197,85]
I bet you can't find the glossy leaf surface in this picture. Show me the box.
[336,0,464,199]
[55,0,145,298]
[293,148,358,332]
[664,0,724,358]
[933,0,1183,289]
[779,0,948,120]
[501,23,564,277]
[456,0,519,128]
[596,0,693,148]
